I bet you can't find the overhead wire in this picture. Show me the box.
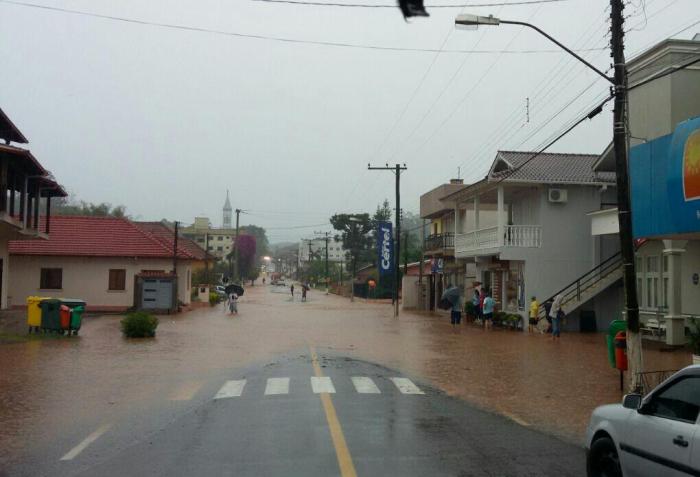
[0,0,602,55]
[458,6,611,177]
[382,3,516,164]
[387,3,543,164]
[251,0,569,7]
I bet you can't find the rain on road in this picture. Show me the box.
[0,285,691,476]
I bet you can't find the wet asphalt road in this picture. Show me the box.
[14,352,584,477]
[2,284,650,476]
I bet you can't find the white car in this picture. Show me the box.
[585,364,699,477]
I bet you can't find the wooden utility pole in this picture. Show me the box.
[368,163,407,317]
[610,0,642,388]
[234,208,241,283]
[315,231,331,289]
[204,233,209,283]
[172,221,179,275]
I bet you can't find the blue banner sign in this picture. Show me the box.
[630,116,700,238]
[377,221,394,276]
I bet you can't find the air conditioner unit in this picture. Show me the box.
[548,188,568,203]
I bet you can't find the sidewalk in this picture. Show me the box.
[348,304,693,443]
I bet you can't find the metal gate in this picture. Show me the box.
[141,278,173,310]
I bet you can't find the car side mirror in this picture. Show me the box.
[622,393,642,410]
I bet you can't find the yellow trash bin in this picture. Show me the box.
[27,296,50,333]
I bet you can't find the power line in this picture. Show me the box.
[251,0,569,7]
[0,0,602,55]
[264,222,330,230]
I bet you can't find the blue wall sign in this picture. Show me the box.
[630,116,700,238]
[377,221,394,276]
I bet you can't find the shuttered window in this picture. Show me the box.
[40,268,62,289]
[108,269,126,291]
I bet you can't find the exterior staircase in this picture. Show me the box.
[540,252,623,318]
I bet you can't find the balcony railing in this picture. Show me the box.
[424,232,454,251]
[455,225,541,255]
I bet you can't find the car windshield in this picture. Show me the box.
[1,1,700,475]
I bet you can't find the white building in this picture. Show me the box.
[298,237,346,266]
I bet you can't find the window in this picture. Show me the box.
[108,269,126,291]
[645,256,659,309]
[635,256,643,304]
[217,236,223,241]
[40,268,62,289]
[646,377,700,423]
[217,246,223,251]
[662,255,669,309]
[636,254,666,310]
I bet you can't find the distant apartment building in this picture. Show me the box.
[298,237,347,266]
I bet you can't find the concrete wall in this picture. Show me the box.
[500,185,604,313]
[681,240,700,316]
[628,40,700,142]
[0,237,7,310]
[8,256,192,310]
[420,182,464,219]
[401,275,426,310]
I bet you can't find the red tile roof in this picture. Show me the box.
[9,216,197,259]
[133,221,208,261]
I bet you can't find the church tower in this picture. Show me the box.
[223,190,232,228]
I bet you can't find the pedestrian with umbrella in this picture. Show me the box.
[224,284,244,315]
[442,284,462,328]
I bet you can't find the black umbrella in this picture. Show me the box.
[225,284,245,296]
[441,286,460,306]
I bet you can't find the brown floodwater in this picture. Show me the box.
[0,285,692,466]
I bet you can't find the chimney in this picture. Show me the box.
[449,179,464,185]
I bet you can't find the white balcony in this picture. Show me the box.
[455,225,541,256]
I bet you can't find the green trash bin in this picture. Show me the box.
[59,299,86,336]
[606,319,627,368]
[69,306,85,335]
[60,298,86,310]
[39,299,63,333]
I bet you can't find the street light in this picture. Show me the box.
[454,2,642,388]
[454,14,613,84]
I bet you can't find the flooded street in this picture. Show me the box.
[0,284,692,475]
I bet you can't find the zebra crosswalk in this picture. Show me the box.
[212,376,423,400]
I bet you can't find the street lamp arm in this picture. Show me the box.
[500,20,614,84]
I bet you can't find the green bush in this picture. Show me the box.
[209,292,222,306]
[465,301,476,316]
[688,318,700,355]
[121,312,158,338]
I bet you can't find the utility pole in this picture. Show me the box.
[610,0,641,388]
[173,221,179,307]
[172,221,179,275]
[403,231,408,275]
[234,208,241,283]
[315,231,331,291]
[368,163,407,317]
[204,233,209,284]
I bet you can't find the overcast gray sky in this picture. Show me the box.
[1,0,699,242]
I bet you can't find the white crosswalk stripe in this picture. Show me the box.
[389,377,424,395]
[214,380,247,399]
[212,376,425,399]
[264,377,290,395]
[310,376,336,394]
[351,377,381,394]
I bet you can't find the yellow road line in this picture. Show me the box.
[310,346,358,477]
